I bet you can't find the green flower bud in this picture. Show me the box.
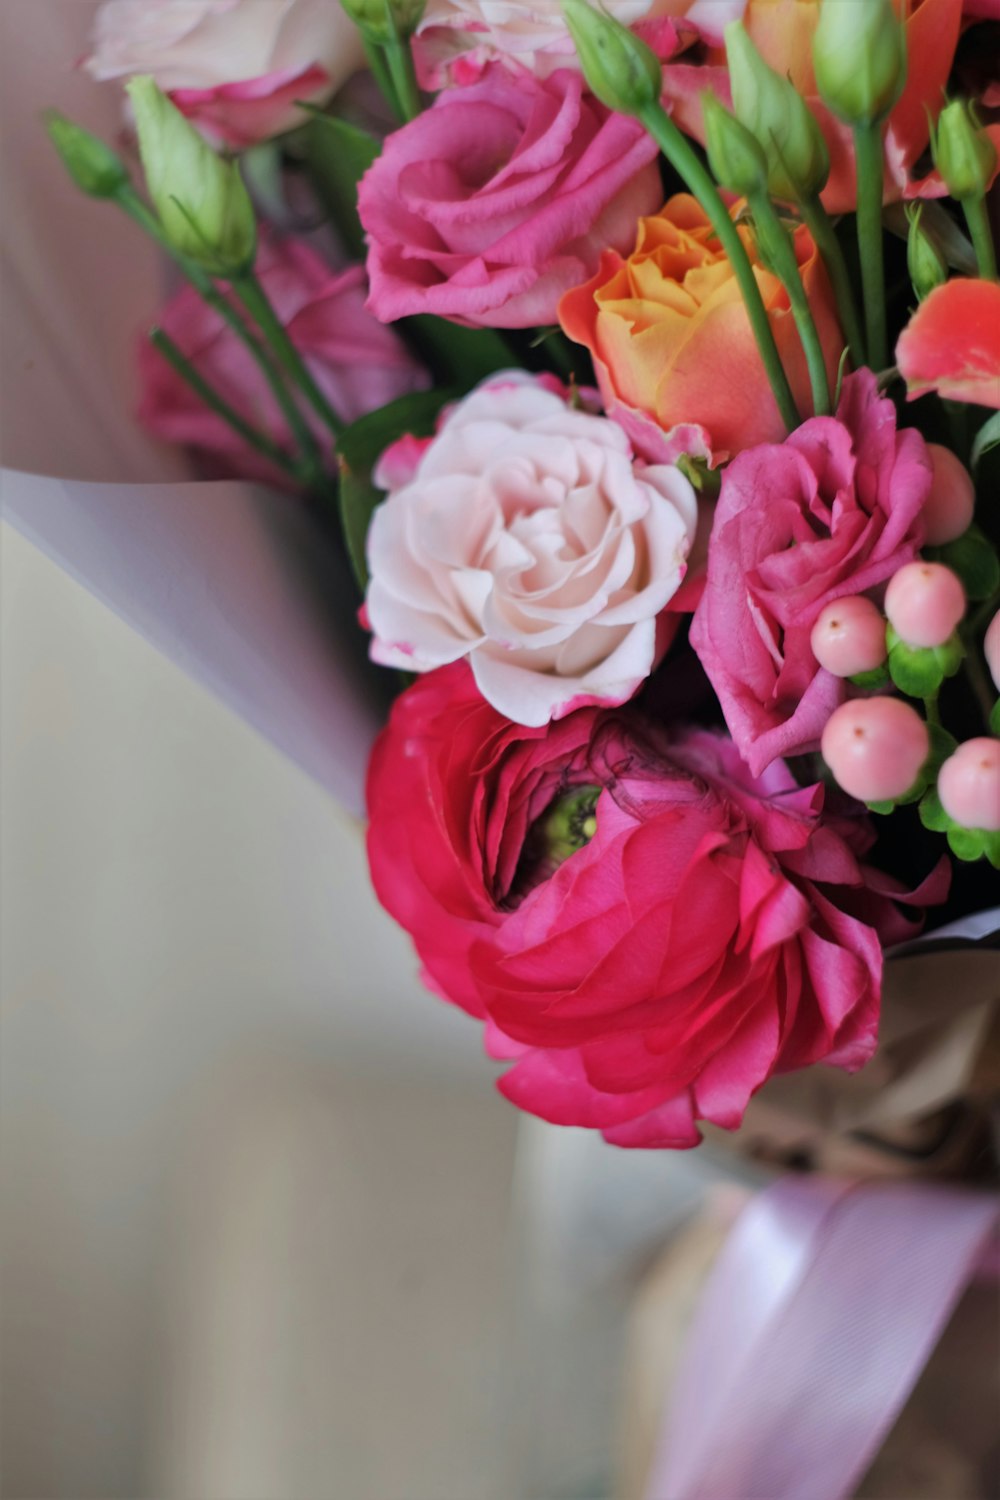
[905,203,947,301]
[560,0,662,117]
[932,98,998,202]
[812,0,907,126]
[126,76,256,276]
[724,21,829,202]
[45,111,130,199]
[339,0,426,44]
[702,93,769,198]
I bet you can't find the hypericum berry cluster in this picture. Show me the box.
[815,449,999,864]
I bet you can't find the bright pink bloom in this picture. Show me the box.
[138,235,427,485]
[896,279,1000,408]
[366,663,946,1148]
[357,65,662,329]
[689,370,931,777]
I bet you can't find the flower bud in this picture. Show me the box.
[724,21,829,202]
[905,204,947,301]
[126,75,256,276]
[45,111,129,199]
[931,98,998,202]
[339,0,426,44]
[561,0,662,117]
[812,0,907,126]
[702,93,768,198]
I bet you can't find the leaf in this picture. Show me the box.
[865,798,896,815]
[848,665,891,691]
[402,314,515,389]
[337,387,456,591]
[302,115,379,260]
[934,524,1000,601]
[887,639,946,697]
[947,825,987,862]
[991,698,1000,736]
[918,786,950,831]
[971,410,1000,471]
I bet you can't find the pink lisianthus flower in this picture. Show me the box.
[357,65,663,330]
[364,373,698,725]
[366,663,947,1149]
[689,370,931,778]
[138,234,428,485]
[85,0,364,147]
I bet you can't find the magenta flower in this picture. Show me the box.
[690,370,931,777]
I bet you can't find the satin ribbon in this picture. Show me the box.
[644,1178,999,1500]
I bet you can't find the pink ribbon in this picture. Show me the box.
[645,1177,999,1500]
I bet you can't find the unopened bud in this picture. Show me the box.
[905,204,947,301]
[561,0,662,117]
[702,93,769,198]
[812,0,907,126]
[932,98,997,202]
[45,111,129,199]
[126,76,256,276]
[725,21,829,201]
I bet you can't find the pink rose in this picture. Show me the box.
[366,664,945,1148]
[690,370,931,778]
[138,234,428,484]
[85,0,364,147]
[357,65,663,329]
[365,373,697,724]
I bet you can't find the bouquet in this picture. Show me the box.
[37,0,1000,1165]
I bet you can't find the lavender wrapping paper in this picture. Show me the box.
[0,0,382,813]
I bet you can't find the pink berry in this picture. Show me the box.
[938,739,1000,831]
[810,596,887,677]
[884,562,966,648]
[922,444,975,545]
[985,610,1000,694]
[821,697,929,803]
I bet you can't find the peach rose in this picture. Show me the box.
[559,193,844,465]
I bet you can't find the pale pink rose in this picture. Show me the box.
[690,370,931,778]
[138,234,428,484]
[85,0,365,147]
[358,65,663,330]
[365,373,698,725]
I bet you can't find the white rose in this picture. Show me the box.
[86,0,365,145]
[366,375,698,726]
[415,0,655,81]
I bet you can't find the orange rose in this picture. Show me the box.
[896,279,1000,408]
[664,0,966,212]
[559,193,844,463]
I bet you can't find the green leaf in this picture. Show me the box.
[302,115,379,259]
[337,387,456,591]
[918,786,950,831]
[926,721,958,773]
[887,639,946,697]
[947,824,987,861]
[971,409,1000,471]
[991,698,1000,735]
[848,665,890,691]
[401,315,515,389]
[985,830,1000,870]
[866,798,896,815]
[935,524,1000,602]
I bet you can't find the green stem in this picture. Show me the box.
[362,34,403,122]
[923,695,941,728]
[962,194,998,281]
[962,639,996,728]
[637,101,801,432]
[801,193,866,368]
[383,32,421,122]
[852,119,887,371]
[116,188,326,481]
[149,327,303,480]
[233,271,343,438]
[749,189,831,416]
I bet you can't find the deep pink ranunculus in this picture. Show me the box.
[366,663,945,1149]
[689,369,931,778]
[357,64,663,329]
[138,234,427,485]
